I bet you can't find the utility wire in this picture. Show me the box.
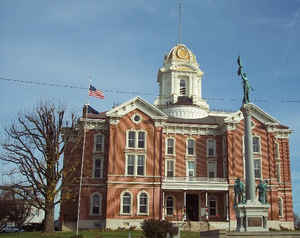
[1,76,300,103]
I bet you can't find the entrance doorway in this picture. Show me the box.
[186,194,199,221]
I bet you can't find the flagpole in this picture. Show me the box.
[76,85,89,236]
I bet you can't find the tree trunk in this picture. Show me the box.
[44,206,55,232]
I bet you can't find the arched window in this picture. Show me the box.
[138,192,149,215]
[278,197,283,217]
[90,193,102,215]
[166,196,175,216]
[180,79,186,95]
[121,192,132,215]
[208,196,217,216]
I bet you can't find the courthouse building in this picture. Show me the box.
[60,44,294,231]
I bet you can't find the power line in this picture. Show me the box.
[1,76,300,103]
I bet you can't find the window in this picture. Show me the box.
[278,198,283,217]
[127,155,135,175]
[167,138,175,155]
[208,196,217,216]
[166,160,175,177]
[137,155,145,176]
[121,192,132,215]
[208,161,217,178]
[253,136,260,153]
[128,131,136,148]
[94,134,104,152]
[207,139,216,157]
[93,157,103,178]
[180,79,186,95]
[127,130,146,149]
[166,196,174,216]
[138,192,149,215]
[126,154,146,176]
[138,132,145,148]
[254,158,261,179]
[187,160,195,177]
[90,193,102,215]
[187,139,195,155]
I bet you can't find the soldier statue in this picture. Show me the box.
[256,180,268,204]
[237,56,253,104]
[234,178,245,205]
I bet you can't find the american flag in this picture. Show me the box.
[88,85,104,99]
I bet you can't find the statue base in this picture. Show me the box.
[235,200,270,232]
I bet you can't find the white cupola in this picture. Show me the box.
[154,44,209,119]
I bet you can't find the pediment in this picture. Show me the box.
[244,103,280,125]
[224,103,280,126]
[106,96,168,120]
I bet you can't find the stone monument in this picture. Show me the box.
[235,56,270,232]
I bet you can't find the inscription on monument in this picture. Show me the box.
[248,217,262,227]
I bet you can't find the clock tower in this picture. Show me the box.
[154,44,209,119]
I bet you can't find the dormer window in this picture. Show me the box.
[180,79,186,95]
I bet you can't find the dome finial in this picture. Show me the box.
[178,2,182,45]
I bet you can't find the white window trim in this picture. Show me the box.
[93,133,104,153]
[125,153,147,176]
[208,195,218,217]
[137,191,149,216]
[253,157,262,180]
[165,159,176,177]
[206,138,216,157]
[92,156,104,179]
[165,195,176,216]
[90,192,102,216]
[186,138,196,156]
[179,78,187,96]
[131,113,142,124]
[126,130,147,149]
[278,197,284,218]
[207,160,217,178]
[166,137,176,155]
[252,135,261,154]
[242,136,263,180]
[120,190,133,216]
[186,159,196,177]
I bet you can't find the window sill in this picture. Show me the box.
[120,213,132,216]
[137,213,149,216]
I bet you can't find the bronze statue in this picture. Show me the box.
[234,178,245,205]
[256,180,268,204]
[237,56,253,104]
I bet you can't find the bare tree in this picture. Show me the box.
[0,102,81,232]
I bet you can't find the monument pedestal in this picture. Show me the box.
[235,200,270,232]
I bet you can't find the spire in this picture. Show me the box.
[178,2,182,45]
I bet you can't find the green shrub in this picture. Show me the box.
[141,219,178,238]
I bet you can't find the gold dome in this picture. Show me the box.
[165,44,197,64]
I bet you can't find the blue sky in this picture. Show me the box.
[1,0,300,216]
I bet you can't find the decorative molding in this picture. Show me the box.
[80,118,107,130]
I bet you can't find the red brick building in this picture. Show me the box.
[60,44,294,231]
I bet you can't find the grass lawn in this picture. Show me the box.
[0,230,200,238]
